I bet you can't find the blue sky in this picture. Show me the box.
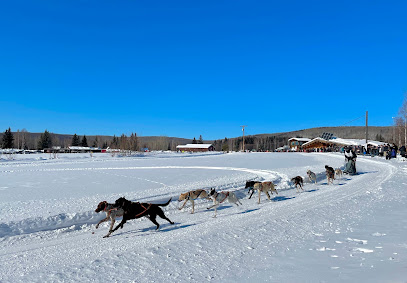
[1,1,406,140]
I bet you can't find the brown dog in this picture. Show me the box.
[178,189,210,213]
[250,181,278,204]
[325,165,335,185]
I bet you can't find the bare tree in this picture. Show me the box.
[398,93,407,147]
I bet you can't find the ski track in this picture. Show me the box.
[0,153,400,282]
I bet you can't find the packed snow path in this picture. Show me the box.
[0,152,405,282]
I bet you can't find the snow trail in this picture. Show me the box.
[0,152,405,283]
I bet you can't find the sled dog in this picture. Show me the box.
[207,188,242,217]
[178,189,210,213]
[335,168,343,179]
[291,176,304,192]
[95,201,124,238]
[306,170,317,184]
[250,181,278,204]
[325,165,335,185]
[105,197,174,238]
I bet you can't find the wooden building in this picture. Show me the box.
[176,144,215,152]
[288,138,311,151]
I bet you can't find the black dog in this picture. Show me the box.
[291,176,304,192]
[105,197,174,238]
[245,180,261,197]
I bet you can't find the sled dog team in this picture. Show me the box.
[95,165,345,237]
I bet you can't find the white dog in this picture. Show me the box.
[207,188,242,217]
[95,201,124,238]
[307,170,317,184]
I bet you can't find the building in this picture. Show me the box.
[288,138,311,151]
[301,137,385,152]
[176,144,215,152]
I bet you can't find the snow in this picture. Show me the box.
[0,151,406,282]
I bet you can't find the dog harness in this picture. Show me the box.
[186,190,204,200]
[213,191,229,203]
[134,202,152,218]
[102,201,119,213]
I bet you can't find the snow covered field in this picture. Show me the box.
[0,151,406,282]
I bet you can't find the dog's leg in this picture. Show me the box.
[105,217,126,237]
[96,216,109,229]
[207,199,219,217]
[265,191,271,201]
[109,217,115,232]
[148,214,161,230]
[191,199,195,214]
[258,190,261,204]
[248,188,254,199]
[207,201,218,210]
[113,218,127,232]
[178,199,188,210]
[157,209,174,225]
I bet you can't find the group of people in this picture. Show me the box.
[342,142,407,175]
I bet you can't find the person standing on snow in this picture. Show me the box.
[343,146,357,175]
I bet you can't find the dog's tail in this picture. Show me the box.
[157,198,172,207]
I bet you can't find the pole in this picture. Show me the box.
[365,111,368,143]
[240,125,247,152]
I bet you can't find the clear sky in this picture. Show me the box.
[1,1,406,140]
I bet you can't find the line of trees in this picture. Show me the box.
[0,129,140,151]
[211,135,288,152]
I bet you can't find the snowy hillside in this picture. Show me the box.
[0,152,406,282]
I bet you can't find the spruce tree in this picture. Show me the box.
[192,137,197,144]
[198,135,204,144]
[102,141,108,149]
[222,137,229,151]
[81,135,88,147]
[111,135,119,148]
[71,134,80,146]
[129,133,138,151]
[2,127,14,149]
[37,130,52,150]
[92,136,99,148]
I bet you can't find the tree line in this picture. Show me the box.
[0,129,141,151]
[0,129,189,151]
[210,135,288,152]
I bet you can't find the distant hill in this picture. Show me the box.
[210,126,393,151]
[252,126,392,141]
[3,126,393,151]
